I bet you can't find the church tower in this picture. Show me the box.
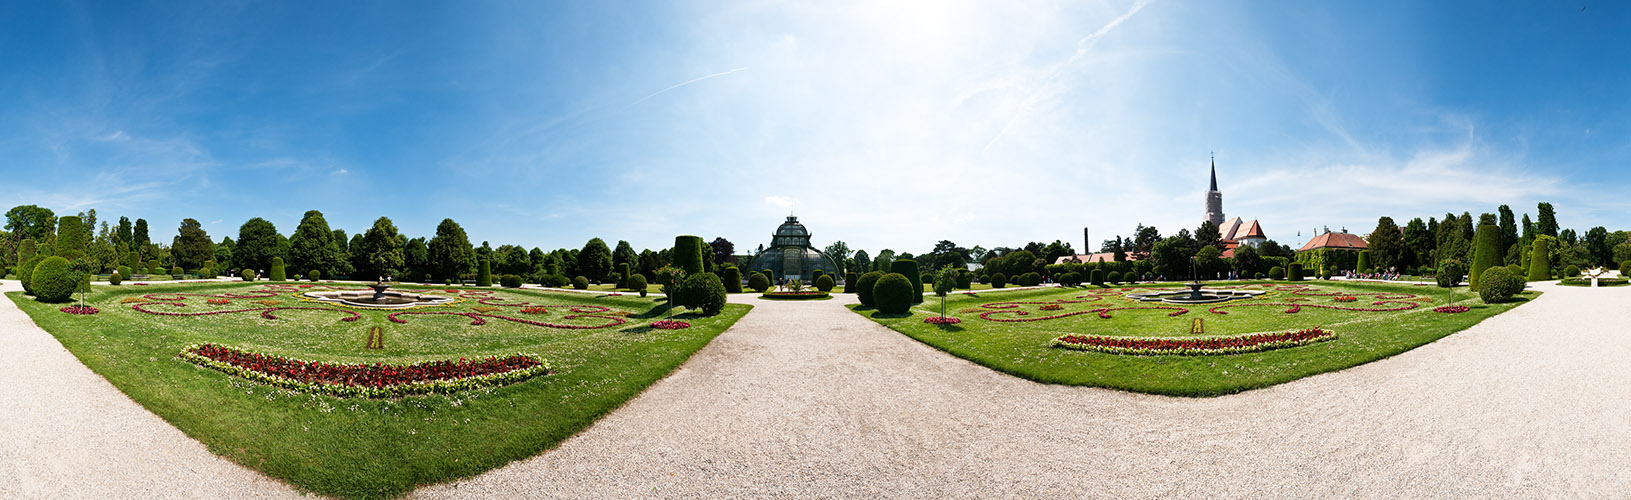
[1204,156,1224,227]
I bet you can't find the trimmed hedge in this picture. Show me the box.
[891,260,922,303]
[1287,263,1303,281]
[1563,265,1580,278]
[873,273,915,314]
[31,256,76,303]
[309,270,322,282]
[1106,271,1121,283]
[1356,251,1371,274]
[991,272,1007,288]
[118,265,132,278]
[855,271,884,307]
[270,257,286,282]
[1090,269,1104,286]
[814,274,835,292]
[748,272,770,293]
[672,235,706,275]
[954,271,971,289]
[1527,238,1551,281]
[477,259,492,286]
[109,271,123,285]
[1477,266,1523,303]
[845,272,859,292]
[500,274,523,288]
[572,276,589,290]
[241,268,256,282]
[677,272,727,316]
[629,274,648,296]
[1470,224,1502,288]
[617,262,631,288]
[1267,266,1284,280]
[171,265,183,276]
[721,266,743,293]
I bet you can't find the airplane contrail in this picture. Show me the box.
[624,67,749,109]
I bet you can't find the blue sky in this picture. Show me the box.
[2,0,1626,255]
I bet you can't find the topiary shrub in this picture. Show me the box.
[1027,272,1043,286]
[1563,264,1580,277]
[118,265,132,278]
[18,255,45,295]
[855,271,884,307]
[1621,260,1631,277]
[1470,224,1503,288]
[500,274,523,288]
[991,272,1007,288]
[477,259,492,286]
[1477,266,1523,303]
[572,275,589,290]
[309,269,321,282]
[672,235,706,275]
[814,274,835,292]
[269,257,286,281]
[109,271,123,285]
[1090,269,1104,286]
[891,260,922,303]
[617,262,631,288]
[813,269,824,281]
[171,265,183,276]
[1287,263,1303,281]
[543,274,571,288]
[629,274,648,297]
[1356,251,1371,275]
[677,272,727,316]
[1437,259,1466,288]
[954,271,971,289]
[721,266,743,293]
[846,272,860,292]
[872,273,914,314]
[1107,271,1121,284]
[748,272,771,293]
[1527,238,1552,282]
[1506,264,1522,277]
[241,268,256,282]
[1322,264,1335,280]
[30,256,76,303]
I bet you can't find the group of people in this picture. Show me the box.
[1343,270,1402,281]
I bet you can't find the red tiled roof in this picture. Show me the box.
[1240,220,1265,239]
[1297,232,1368,252]
[1052,252,1136,265]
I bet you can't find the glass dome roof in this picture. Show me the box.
[750,215,838,280]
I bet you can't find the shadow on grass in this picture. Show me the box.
[869,311,913,320]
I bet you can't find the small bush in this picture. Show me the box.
[813,269,824,281]
[477,259,492,286]
[241,268,256,282]
[1506,264,1522,277]
[855,271,884,307]
[1287,263,1303,281]
[18,255,45,294]
[629,274,648,297]
[1563,265,1580,277]
[572,276,589,290]
[814,274,835,292]
[954,271,971,289]
[118,265,132,278]
[1090,269,1104,286]
[891,260,922,303]
[1621,261,1631,277]
[721,266,743,293]
[1477,266,1523,303]
[677,272,727,316]
[1025,272,1042,286]
[31,256,76,303]
[872,273,915,314]
[1106,271,1121,283]
[500,274,523,288]
[748,272,771,293]
[308,270,321,282]
[109,271,123,285]
[991,272,1007,288]
[269,257,286,281]
[171,265,183,276]
[1437,260,1466,288]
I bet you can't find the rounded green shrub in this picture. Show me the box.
[1477,266,1523,303]
[308,269,322,282]
[1437,259,1466,288]
[1621,261,1631,277]
[31,256,76,303]
[109,271,123,285]
[954,271,971,289]
[891,260,922,303]
[1506,264,1522,277]
[477,259,492,286]
[1288,263,1304,281]
[677,272,727,316]
[872,273,915,314]
[241,268,256,282]
[118,265,132,278]
[845,272,860,292]
[814,274,835,292]
[920,273,933,286]
[855,271,884,307]
[572,275,589,290]
[1107,271,1121,283]
[813,269,824,281]
[991,272,1007,288]
[171,265,183,276]
[672,235,706,275]
[1563,265,1580,277]
[18,255,45,294]
[629,274,648,297]
[721,266,743,293]
[269,257,286,281]
[500,274,523,288]
[748,272,771,293]
[1026,272,1042,286]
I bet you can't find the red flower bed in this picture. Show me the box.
[520,307,549,315]
[1433,305,1470,313]
[207,298,231,305]
[387,310,625,329]
[133,302,362,322]
[923,316,962,325]
[1333,296,1357,302]
[180,343,549,398]
[60,306,99,315]
[650,320,690,330]
[1054,328,1336,355]
[1040,304,1063,311]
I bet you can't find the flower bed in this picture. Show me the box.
[207,298,231,305]
[760,291,830,300]
[923,316,961,325]
[179,343,549,398]
[519,307,548,315]
[60,305,99,315]
[1053,328,1337,355]
[1333,296,1357,302]
[649,320,690,330]
[1039,304,1063,311]
[1433,305,1470,313]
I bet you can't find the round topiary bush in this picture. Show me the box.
[629,274,648,297]
[30,256,76,303]
[171,266,183,276]
[954,271,971,289]
[109,271,123,285]
[118,265,132,278]
[814,274,835,292]
[500,274,523,288]
[1477,266,1524,303]
[18,255,45,295]
[748,272,771,293]
[991,272,1007,288]
[309,269,321,282]
[812,269,824,281]
[677,272,727,316]
[1106,271,1121,283]
[1621,260,1631,277]
[241,268,256,282]
[572,276,589,290]
[891,260,922,303]
[855,271,883,307]
[721,266,743,294]
[872,273,915,314]
[1506,264,1522,278]
[1563,265,1580,277]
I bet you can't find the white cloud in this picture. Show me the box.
[333,169,349,175]
[763,196,796,209]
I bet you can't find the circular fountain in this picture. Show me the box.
[301,283,457,309]
[1126,284,1266,304]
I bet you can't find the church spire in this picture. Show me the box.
[1209,154,1218,191]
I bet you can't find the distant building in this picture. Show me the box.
[1206,157,1269,258]
[745,216,840,281]
[1297,229,1369,252]
[1052,252,1131,265]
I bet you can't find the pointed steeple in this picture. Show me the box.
[1209,155,1218,191]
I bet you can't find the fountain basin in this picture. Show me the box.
[1126,287,1266,305]
[302,289,456,309]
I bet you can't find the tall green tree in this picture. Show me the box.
[288,210,345,277]
[1584,226,1611,267]
[612,240,638,269]
[1232,244,1261,277]
[1150,237,1190,280]
[5,205,55,243]
[427,218,476,281]
[214,236,235,272]
[1535,202,1558,237]
[235,218,280,272]
[170,218,214,270]
[133,218,150,250]
[1195,221,1223,250]
[1401,217,1433,268]
[579,238,614,283]
[358,217,404,280]
[404,237,430,279]
[116,217,133,248]
[824,241,852,276]
[1367,216,1405,271]
[1497,205,1517,248]
[850,249,870,276]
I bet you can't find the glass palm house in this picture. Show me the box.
[747,216,840,281]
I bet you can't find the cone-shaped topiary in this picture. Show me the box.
[617,262,631,288]
[269,257,286,281]
[1470,224,1503,288]
[1527,238,1552,281]
[1356,251,1371,273]
[855,271,884,307]
[1090,269,1104,286]
[31,256,76,303]
[872,273,914,314]
[673,235,706,275]
[891,260,922,303]
[477,258,492,286]
[721,266,743,293]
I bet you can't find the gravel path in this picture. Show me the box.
[0,280,304,499]
[415,283,1631,499]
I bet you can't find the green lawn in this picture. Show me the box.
[853,280,1533,397]
[11,281,749,499]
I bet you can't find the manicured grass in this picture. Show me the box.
[11,281,749,499]
[853,280,1534,397]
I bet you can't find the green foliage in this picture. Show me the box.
[1621,260,1631,277]
[1107,271,1121,283]
[991,272,1007,288]
[1437,259,1466,288]
[954,271,971,289]
[1506,264,1521,277]
[171,266,183,276]
[1470,224,1503,288]
[748,272,771,293]
[30,256,76,302]
[1268,266,1284,280]
[891,259,922,303]
[572,275,589,290]
[932,267,957,297]
[1527,237,1553,281]
[1563,264,1580,277]
[1356,251,1370,273]
[578,238,613,284]
[55,215,89,257]
[428,218,476,281]
[18,255,44,294]
[855,271,884,307]
[677,272,728,315]
[815,274,835,292]
[628,274,648,297]
[616,262,631,288]
[1287,263,1303,281]
[720,266,743,293]
[672,235,706,275]
[813,269,824,281]
[846,272,861,292]
[476,259,492,286]
[1090,268,1104,286]
[1476,266,1523,303]
[268,257,286,281]
[109,271,123,285]
[236,217,281,273]
[241,268,256,282]
[500,274,523,288]
[308,270,321,282]
[872,273,915,314]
